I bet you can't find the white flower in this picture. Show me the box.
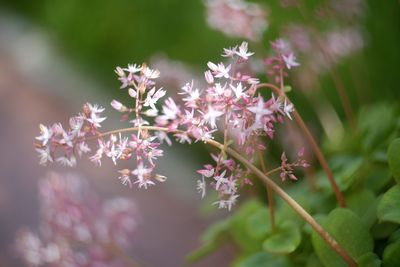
[142,66,160,79]
[235,42,254,60]
[248,97,272,123]
[118,169,132,188]
[230,82,247,99]
[282,53,300,69]
[214,170,228,190]
[123,64,142,74]
[207,62,231,78]
[203,106,224,129]
[283,99,294,120]
[222,46,238,58]
[132,163,153,189]
[56,155,76,167]
[197,176,206,198]
[36,124,53,146]
[144,87,166,111]
[36,147,53,165]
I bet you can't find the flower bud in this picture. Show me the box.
[111,100,127,112]
[155,174,167,182]
[204,70,214,84]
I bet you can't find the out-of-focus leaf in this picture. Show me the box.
[388,138,400,183]
[245,207,271,239]
[305,253,324,267]
[383,241,400,267]
[364,168,392,193]
[186,218,230,263]
[230,200,264,252]
[234,252,290,267]
[262,221,301,254]
[346,189,376,218]
[312,208,373,267]
[371,221,398,239]
[357,252,381,267]
[377,185,400,224]
[389,229,400,243]
[358,104,396,151]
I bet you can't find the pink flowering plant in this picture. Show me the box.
[32,37,400,267]
[16,172,140,267]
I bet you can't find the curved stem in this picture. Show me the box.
[256,83,346,207]
[81,126,355,266]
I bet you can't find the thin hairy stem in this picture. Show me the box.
[81,125,355,265]
[257,149,276,231]
[256,83,346,207]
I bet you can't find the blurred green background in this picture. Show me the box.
[2,0,399,104]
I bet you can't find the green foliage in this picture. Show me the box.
[388,138,400,183]
[383,241,400,267]
[262,221,301,254]
[189,104,400,266]
[377,185,400,224]
[311,208,373,267]
[234,252,291,267]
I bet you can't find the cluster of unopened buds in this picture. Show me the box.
[16,172,139,267]
[35,41,308,210]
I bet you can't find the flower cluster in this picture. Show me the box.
[16,172,139,267]
[265,39,300,85]
[279,148,310,182]
[35,41,308,210]
[35,103,106,167]
[204,0,268,41]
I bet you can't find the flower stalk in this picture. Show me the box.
[256,83,346,207]
[86,125,356,266]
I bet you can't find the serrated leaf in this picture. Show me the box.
[262,221,301,254]
[377,185,400,224]
[388,138,400,183]
[383,241,400,267]
[235,252,290,267]
[312,208,373,267]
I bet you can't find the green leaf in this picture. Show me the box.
[358,104,396,151]
[346,189,376,218]
[388,138,400,183]
[230,200,264,252]
[262,221,301,254]
[235,252,290,267]
[186,218,230,263]
[312,208,374,267]
[357,252,381,267]
[383,241,400,267]
[245,207,271,239]
[377,185,400,224]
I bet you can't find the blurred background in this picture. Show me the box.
[0,0,399,266]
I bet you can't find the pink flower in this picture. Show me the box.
[207,62,231,79]
[282,53,300,69]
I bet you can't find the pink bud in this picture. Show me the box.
[111,100,127,112]
[204,70,214,84]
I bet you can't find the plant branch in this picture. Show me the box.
[80,125,355,266]
[256,83,346,207]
